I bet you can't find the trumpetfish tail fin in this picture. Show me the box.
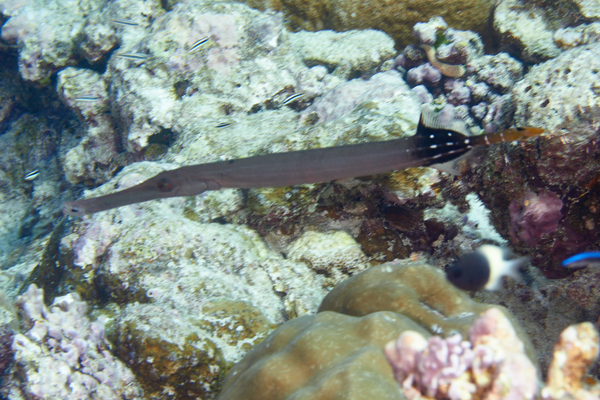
[468,127,545,147]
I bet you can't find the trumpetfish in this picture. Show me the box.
[63,107,543,217]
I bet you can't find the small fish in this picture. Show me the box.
[110,19,139,27]
[283,93,304,105]
[215,122,231,128]
[189,37,209,52]
[446,245,530,291]
[24,169,39,181]
[561,252,600,269]
[115,53,149,61]
[74,96,101,102]
[421,44,466,78]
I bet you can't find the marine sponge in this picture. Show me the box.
[217,262,535,400]
[508,191,563,247]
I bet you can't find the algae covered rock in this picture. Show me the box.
[243,0,495,47]
[217,261,535,400]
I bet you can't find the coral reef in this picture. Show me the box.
[57,67,120,185]
[58,184,334,397]
[0,289,17,379]
[554,22,600,50]
[492,0,600,62]
[301,69,419,124]
[385,308,538,400]
[2,285,143,399]
[0,0,164,82]
[387,309,600,400]
[467,41,600,277]
[242,0,494,47]
[219,268,598,400]
[0,0,103,81]
[3,1,600,399]
[0,102,77,269]
[288,29,395,78]
[286,230,369,287]
[492,0,561,63]
[217,262,535,400]
[395,16,523,135]
[42,0,401,184]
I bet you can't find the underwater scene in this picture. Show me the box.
[1,0,600,398]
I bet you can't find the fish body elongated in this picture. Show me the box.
[63,108,543,216]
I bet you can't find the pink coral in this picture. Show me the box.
[385,308,538,400]
[407,62,442,85]
[509,191,563,246]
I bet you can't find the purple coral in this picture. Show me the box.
[406,63,442,86]
[445,80,471,105]
[385,332,476,400]
[385,308,538,400]
[9,285,143,399]
[411,85,433,104]
[400,17,528,138]
[509,191,563,246]
[0,324,14,378]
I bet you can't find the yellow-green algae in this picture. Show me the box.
[109,320,229,400]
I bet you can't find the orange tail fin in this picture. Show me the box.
[469,127,544,146]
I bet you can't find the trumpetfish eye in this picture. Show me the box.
[157,179,174,192]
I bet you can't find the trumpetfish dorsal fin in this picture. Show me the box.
[419,105,470,136]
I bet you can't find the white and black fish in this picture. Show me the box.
[446,245,530,291]
[189,37,210,52]
[115,53,149,61]
[24,169,39,181]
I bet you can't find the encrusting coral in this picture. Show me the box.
[217,261,536,400]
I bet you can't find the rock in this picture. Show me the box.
[242,0,495,47]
